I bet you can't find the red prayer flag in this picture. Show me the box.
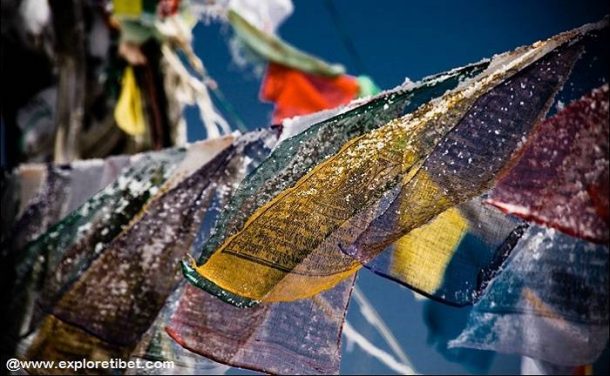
[260,62,360,124]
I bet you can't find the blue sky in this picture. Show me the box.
[187,0,609,140]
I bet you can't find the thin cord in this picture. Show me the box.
[352,286,414,368]
[323,0,367,74]
[343,321,417,374]
[209,87,249,133]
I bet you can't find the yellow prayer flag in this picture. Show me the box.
[114,66,146,137]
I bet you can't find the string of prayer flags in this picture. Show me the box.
[24,131,275,363]
[2,149,185,355]
[184,21,597,306]
[187,62,489,308]
[3,16,608,375]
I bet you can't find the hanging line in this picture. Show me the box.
[323,0,368,75]
[168,16,249,134]
[181,44,249,133]
[352,286,414,368]
[209,86,248,133]
[183,48,249,133]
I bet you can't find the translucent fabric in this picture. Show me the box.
[166,277,355,375]
[127,284,231,375]
[364,197,525,305]
[3,157,133,254]
[449,226,609,366]
[21,131,275,365]
[26,138,234,333]
[196,60,488,268]
[489,85,609,243]
[2,149,185,356]
[343,42,581,264]
[186,63,491,307]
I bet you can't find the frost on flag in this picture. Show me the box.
[6,158,124,253]
[19,132,275,363]
[449,226,609,366]
[183,23,591,307]
[341,41,582,266]
[489,84,609,244]
[3,149,185,353]
[193,61,489,302]
[10,137,236,343]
